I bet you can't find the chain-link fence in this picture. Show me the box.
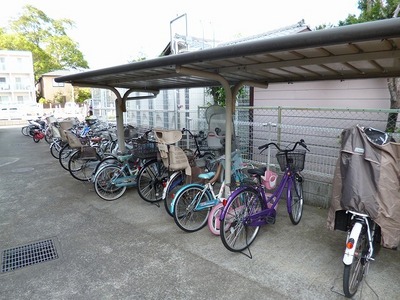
[124,105,400,207]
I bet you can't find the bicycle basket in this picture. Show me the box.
[132,141,158,159]
[276,150,306,172]
[80,146,97,160]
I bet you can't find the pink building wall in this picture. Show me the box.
[254,78,391,109]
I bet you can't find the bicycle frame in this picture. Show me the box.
[97,155,140,188]
[220,167,297,226]
[170,181,221,214]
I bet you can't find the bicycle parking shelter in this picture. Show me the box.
[56,18,400,187]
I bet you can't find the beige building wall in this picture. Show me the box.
[39,74,74,103]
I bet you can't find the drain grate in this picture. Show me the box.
[1,239,59,273]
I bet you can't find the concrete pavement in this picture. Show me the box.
[0,126,399,300]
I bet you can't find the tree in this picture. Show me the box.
[75,88,91,104]
[339,0,400,132]
[206,86,248,107]
[0,5,89,80]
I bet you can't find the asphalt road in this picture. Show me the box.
[0,126,399,300]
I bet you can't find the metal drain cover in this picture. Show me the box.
[1,238,59,273]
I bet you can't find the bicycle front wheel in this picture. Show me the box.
[208,202,224,236]
[343,228,368,298]
[21,126,29,136]
[137,159,168,203]
[68,150,101,181]
[173,185,211,232]
[94,165,127,201]
[220,187,262,252]
[288,173,304,225]
[50,140,63,159]
[59,144,75,171]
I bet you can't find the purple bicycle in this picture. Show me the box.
[219,139,309,253]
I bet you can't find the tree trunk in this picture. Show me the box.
[386,78,400,132]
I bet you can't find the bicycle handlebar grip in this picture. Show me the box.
[258,143,269,150]
[299,139,310,151]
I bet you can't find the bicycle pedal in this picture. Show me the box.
[266,216,276,224]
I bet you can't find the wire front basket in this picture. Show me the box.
[132,140,158,159]
[276,150,306,172]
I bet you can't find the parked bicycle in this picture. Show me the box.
[341,210,381,298]
[93,130,166,202]
[21,117,46,138]
[219,139,309,253]
[162,128,215,217]
[328,126,388,298]
[171,150,250,234]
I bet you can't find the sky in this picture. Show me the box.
[0,0,360,70]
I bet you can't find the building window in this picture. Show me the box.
[0,57,5,71]
[0,95,10,105]
[52,79,64,87]
[17,96,24,104]
[0,77,8,90]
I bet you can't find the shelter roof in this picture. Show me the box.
[55,18,400,91]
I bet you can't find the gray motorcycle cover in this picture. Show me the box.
[327,125,400,249]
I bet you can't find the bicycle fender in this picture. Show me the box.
[343,222,363,265]
[219,186,258,220]
[170,183,208,213]
[162,171,184,200]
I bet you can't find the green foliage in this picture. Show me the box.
[75,88,91,104]
[38,97,49,104]
[0,5,88,80]
[339,0,400,25]
[53,91,65,104]
[205,86,248,107]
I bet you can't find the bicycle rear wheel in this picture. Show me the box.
[220,187,262,252]
[343,228,368,298]
[164,171,186,217]
[94,165,127,201]
[173,185,211,232]
[288,173,304,225]
[137,159,168,203]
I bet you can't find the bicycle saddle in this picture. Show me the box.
[247,167,266,177]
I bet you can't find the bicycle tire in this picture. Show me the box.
[21,126,29,136]
[208,202,224,235]
[44,127,52,144]
[33,134,40,143]
[92,156,119,181]
[50,141,63,159]
[59,144,75,171]
[343,227,368,298]
[220,187,262,252]
[173,185,211,232]
[164,171,186,217]
[94,165,127,201]
[137,159,168,203]
[68,150,101,181]
[288,173,304,225]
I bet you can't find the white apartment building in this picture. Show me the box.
[0,50,37,119]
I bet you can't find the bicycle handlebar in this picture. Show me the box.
[258,139,310,153]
